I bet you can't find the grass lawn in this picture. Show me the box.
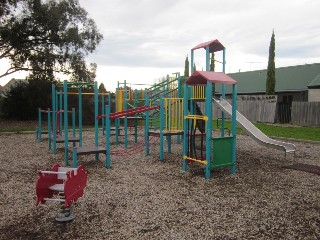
[216,120,320,142]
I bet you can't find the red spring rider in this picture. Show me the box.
[36,164,88,222]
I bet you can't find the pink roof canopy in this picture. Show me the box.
[191,39,225,53]
[185,71,237,86]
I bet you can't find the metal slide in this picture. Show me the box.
[214,98,296,154]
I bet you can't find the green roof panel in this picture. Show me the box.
[215,63,320,94]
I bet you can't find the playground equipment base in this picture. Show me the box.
[55,211,75,222]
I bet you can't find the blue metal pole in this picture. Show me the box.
[145,95,150,156]
[63,80,69,166]
[94,81,99,160]
[115,87,119,145]
[72,108,76,147]
[124,80,128,148]
[48,108,51,150]
[183,84,189,172]
[206,46,210,71]
[177,73,182,144]
[101,94,105,135]
[134,89,138,143]
[38,108,41,142]
[221,48,226,137]
[52,84,57,154]
[205,82,213,179]
[79,86,83,147]
[73,148,78,168]
[231,84,237,174]
[159,96,164,160]
[59,90,62,135]
[106,104,111,168]
[55,91,58,134]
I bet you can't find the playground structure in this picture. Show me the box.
[36,164,87,222]
[35,38,296,179]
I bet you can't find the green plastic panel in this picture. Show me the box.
[210,136,234,169]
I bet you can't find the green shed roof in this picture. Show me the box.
[215,63,320,94]
[308,73,320,88]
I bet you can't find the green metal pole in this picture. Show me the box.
[38,108,41,142]
[124,80,128,148]
[134,89,138,143]
[48,108,51,150]
[159,96,164,160]
[59,90,63,134]
[205,82,213,179]
[145,95,150,156]
[231,84,237,174]
[52,84,57,155]
[63,80,69,166]
[94,81,99,160]
[221,48,226,137]
[79,86,83,147]
[72,108,76,147]
[206,46,210,71]
[101,94,105,135]
[183,84,189,172]
[106,104,111,168]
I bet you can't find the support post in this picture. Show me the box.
[52,84,57,155]
[78,86,83,147]
[221,48,226,137]
[124,80,128,148]
[145,95,150,156]
[159,96,164,160]
[38,108,41,142]
[205,82,213,179]
[63,80,69,166]
[205,46,210,71]
[48,108,51,150]
[94,81,99,160]
[101,95,105,135]
[72,108,76,147]
[183,84,189,172]
[231,84,237,174]
[59,90,63,135]
[105,105,111,168]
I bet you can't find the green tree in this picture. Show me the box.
[193,63,197,72]
[0,0,103,82]
[1,80,28,119]
[266,30,276,95]
[184,55,189,77]
[99,82,107,93]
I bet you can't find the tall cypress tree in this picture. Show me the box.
[184,55,189,77]
[266,30,276,95]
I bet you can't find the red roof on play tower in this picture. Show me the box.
[191,39,225,52]
[185,71,237,85]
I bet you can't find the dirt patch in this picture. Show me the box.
[0,131,319,239]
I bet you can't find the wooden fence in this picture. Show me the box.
[213,95,277,123]
[200,96,320,126]
[291,102,320,126]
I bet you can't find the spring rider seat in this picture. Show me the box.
[36,164,87,222]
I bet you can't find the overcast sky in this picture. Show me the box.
[1,0,320,91]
